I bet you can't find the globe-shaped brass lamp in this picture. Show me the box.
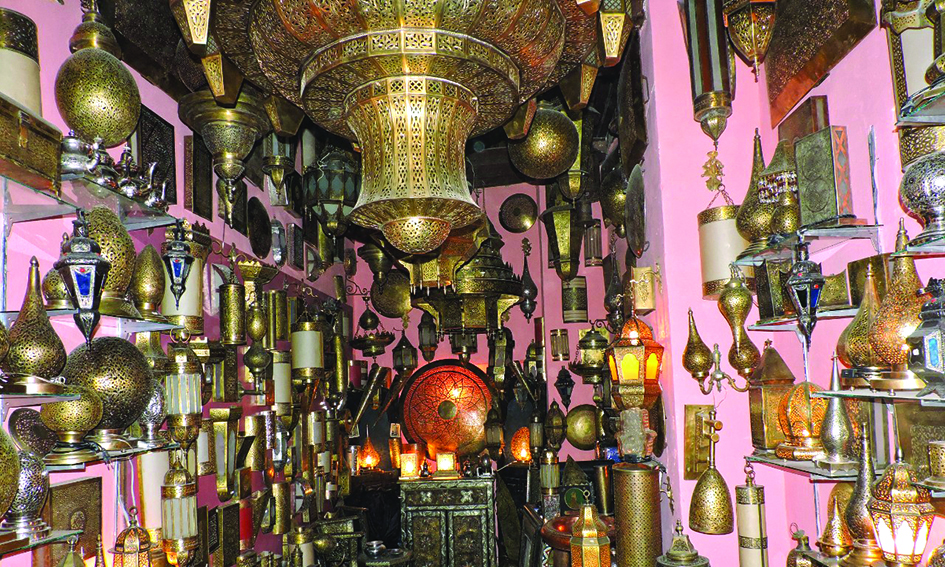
[131,244,167,323]
[2,257,67,382]
[40,384,104,465]
[0,427,19,524]
[0,451,49,539]
[509,108,580,180]
[54,3,140,148]
[62,336,154,451]
[42,266,73,310]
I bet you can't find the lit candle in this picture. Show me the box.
[400,452,420,479]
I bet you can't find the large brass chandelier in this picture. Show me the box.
[210,0,605,254]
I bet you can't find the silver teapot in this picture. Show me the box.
[87,139,119,191]
[59,132,99,177]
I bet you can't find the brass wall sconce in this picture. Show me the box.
[688,408,734,535]
[208,407,245,503]
[550,329,571,362]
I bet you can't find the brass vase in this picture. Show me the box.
[62,336,154,450]
[40,384,103,465]
[736,129,774,257]
[1,257,67,383]
[131,244,167,323]
[837,263,886,379]
[87,206,140,319]
[718,268,760,378]
[868,220,928,390]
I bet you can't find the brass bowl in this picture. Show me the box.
[62,336,153,433]
[39,384,103,443]
[131,244,166,320]
[565,404,598,451]
[41,267,73,310]
[508,108,579,180]
[55,46,140,148]
[87,206,136,295]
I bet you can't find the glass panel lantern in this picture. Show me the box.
[165,340,204,450]
[313,144,360,240]
[161,451,198,566]
[868,451,935,566]
[400,451,420,479]
[113,508,152,567]
[434,451,459,479]
[607,316,664,411]
[418,311,439,362]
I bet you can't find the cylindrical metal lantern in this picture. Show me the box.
[736,467,769,567]
[698,205,752,299]
[562,276,589,323]
[162,223,210,335]
[219,281,245,345]
[684,0,733,142]
[265,288,289,347]
[613,462,662,567]
[0,9,41,115]
[291,318,324,380]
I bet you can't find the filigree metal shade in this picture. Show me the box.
[401,361,493,456]
[775,382,827,461]
[868,455,934,565]
[209,0,602,254]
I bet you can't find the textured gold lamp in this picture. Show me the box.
[541,203,585,281]
[63,336,153,450]
[869,450,935,566]
[570,504,610,567]
[40,384,103,465]
[607,313,664,411]
[838,263,887,379]
[169,0,211,55]
[178,89,269,227]
[54,0,140,147]
[131,244,166,323]
[113,508,153,567]
[869,220,929,390]
[718,266,760,378]
[689,408,734,535]
[723,0,775,79]
[683,0,733,142]
[747,343,796,454]
[682,309,713,384]
[86,206,140,319]
[736,130,774,257]
[775,382,827,461]
[509,107,580,181]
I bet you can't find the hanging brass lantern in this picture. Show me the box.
[542,204,585,281]
[570,327,610,385]
[597,0,634,67]
[718,266,761,378]
[418,311,439,362]
[310,144,361,242]
[606,312,664,411]
[723,1,776,79]
[162,220,195,311]
[688,409,734,535]
[509,107,580,181]
[54,1,140,147]
[165,340,203,451]
[784,241,826,341]
[683,0,733,142]
[545,401,567,454]
[392,330,418,377]
[55,210,110,348]
[520,239,539,321]
[162,450,199,567]
[178,89,269,227]
[162,221,210,336]
[350,304,394,359]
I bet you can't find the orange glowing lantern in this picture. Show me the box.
[434,451,459,479]
[606,314,664,411]
[570,504,610,567]
[358,437,381,471]
[511,427,532,462]
[400,452,420,480]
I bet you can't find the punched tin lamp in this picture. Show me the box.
[162,220,194,311]
[785,241,825,340]
[868,450,935,566]
[418,311,439,362]
[113,508,152,567]
[55,210,110,348]
[570,327,610,385]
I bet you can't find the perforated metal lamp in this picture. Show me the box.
[113,507,152,567]
[868,450,935,567]
[311,145,360,240]
[162,220,194,310]
[785,241,825,340]
[418,311,439,362]
[55,209,110,347]
[392,330,418,376]
[485,408,504,461]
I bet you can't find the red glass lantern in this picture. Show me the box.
[606,315,664,410]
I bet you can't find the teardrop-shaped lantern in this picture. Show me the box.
[2,258,67,381]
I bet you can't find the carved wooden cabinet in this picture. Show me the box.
[400,477,496,567]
